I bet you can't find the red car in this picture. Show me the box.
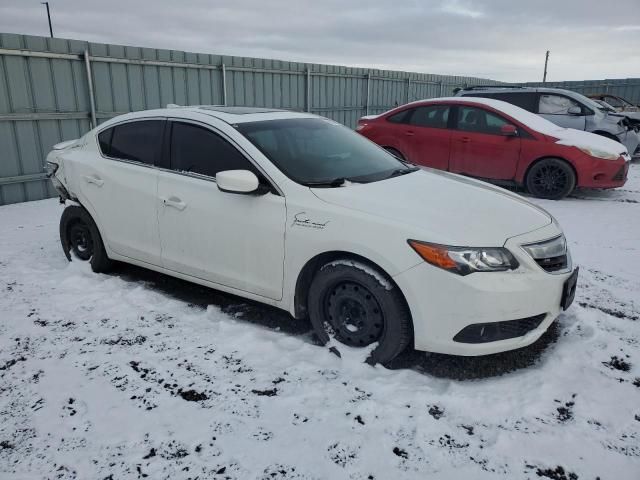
[357,98,630,199]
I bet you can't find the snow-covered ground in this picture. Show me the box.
[1,166,639,480]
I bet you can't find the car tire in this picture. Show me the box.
[307,259,412,365]
[383,147,405,160]
[525,158,576,200]
[60,205,113,273]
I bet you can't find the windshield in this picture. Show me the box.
[236,118,413,186]
[569,91,609,113]
[594,99,617,112]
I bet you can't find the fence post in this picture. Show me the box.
[306,69,311,112]
[365,73,371,115]
[83,49,97,128]
[221,63,227,106]
[407,77,411,103]
[439,81,444,97]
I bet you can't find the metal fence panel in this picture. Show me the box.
[520,78,640,104]
[0,32,499,205]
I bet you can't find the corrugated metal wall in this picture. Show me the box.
[520,79,640,104]
[0,32,495,205]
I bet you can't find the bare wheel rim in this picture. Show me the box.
[531,164,568,196]
[68,221,94,261]
[323,281,384,347]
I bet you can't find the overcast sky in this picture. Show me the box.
[0,0,639,82]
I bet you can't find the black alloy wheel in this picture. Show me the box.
[526,158,576,200]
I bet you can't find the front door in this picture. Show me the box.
[449,105,521,180]
[537,93,587,130]
[157,120,286,300]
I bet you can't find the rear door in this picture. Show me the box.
[537,93,587,130]
[79,119,164,265]
[449,105,521,180]
[399,104,452,170]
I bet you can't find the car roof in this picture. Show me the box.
[458,86,581,97]
[98,105,318,129]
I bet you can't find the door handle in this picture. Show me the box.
[459,137,471,143]
[82,174,104,187]
[405,130,415,136]
[161,196,187,211]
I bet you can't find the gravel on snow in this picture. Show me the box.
[1,165,639,479]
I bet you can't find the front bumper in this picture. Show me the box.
[393,222,575,356]
[576,156,629,189]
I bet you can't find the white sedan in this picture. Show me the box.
[45,106,578,363]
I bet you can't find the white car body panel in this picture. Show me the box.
[47,106,576,356]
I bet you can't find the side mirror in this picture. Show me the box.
[568,106,582,115]
[216,170,260,194]
[500,124,518,136]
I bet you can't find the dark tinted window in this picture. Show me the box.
[456,106,512,135]
[465,92,538,112]
[236,118,409,185]
[170,122,256,178]
[387,110,411,124]
[409,105,450,128]
[97,128,113,156]
[106,120,164,165]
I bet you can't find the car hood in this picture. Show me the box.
[311,169,552,246]
[546,127,628,155]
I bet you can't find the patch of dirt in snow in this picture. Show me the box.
[1,164,640,479]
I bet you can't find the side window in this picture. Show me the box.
[170,122,256,178]
[538,95,581,115]
[387,109,412,124]
[409,105,450,129]
[106,120,164,165]
[97,128,113,156]
[456,106,511,135]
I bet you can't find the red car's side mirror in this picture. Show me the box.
[500,124,518,136]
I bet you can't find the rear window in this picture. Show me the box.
[387,110,412,124]
[408,105,450,129]
[98,120,164,165]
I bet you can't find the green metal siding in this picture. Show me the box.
[520,78,640,104]
[0,32,497,205]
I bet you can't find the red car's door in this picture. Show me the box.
[449,105,521,180]
[397,105,452,170]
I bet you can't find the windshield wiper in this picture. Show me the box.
[386,166,419,179]
[304,177,351,187]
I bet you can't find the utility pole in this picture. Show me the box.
[41,2,53,38]
[542,50,550,83]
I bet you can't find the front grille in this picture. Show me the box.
[453,314,547,344]
[535,254,568,272]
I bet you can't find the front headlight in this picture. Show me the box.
[576,146,621,160]
[408,240,519,276]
